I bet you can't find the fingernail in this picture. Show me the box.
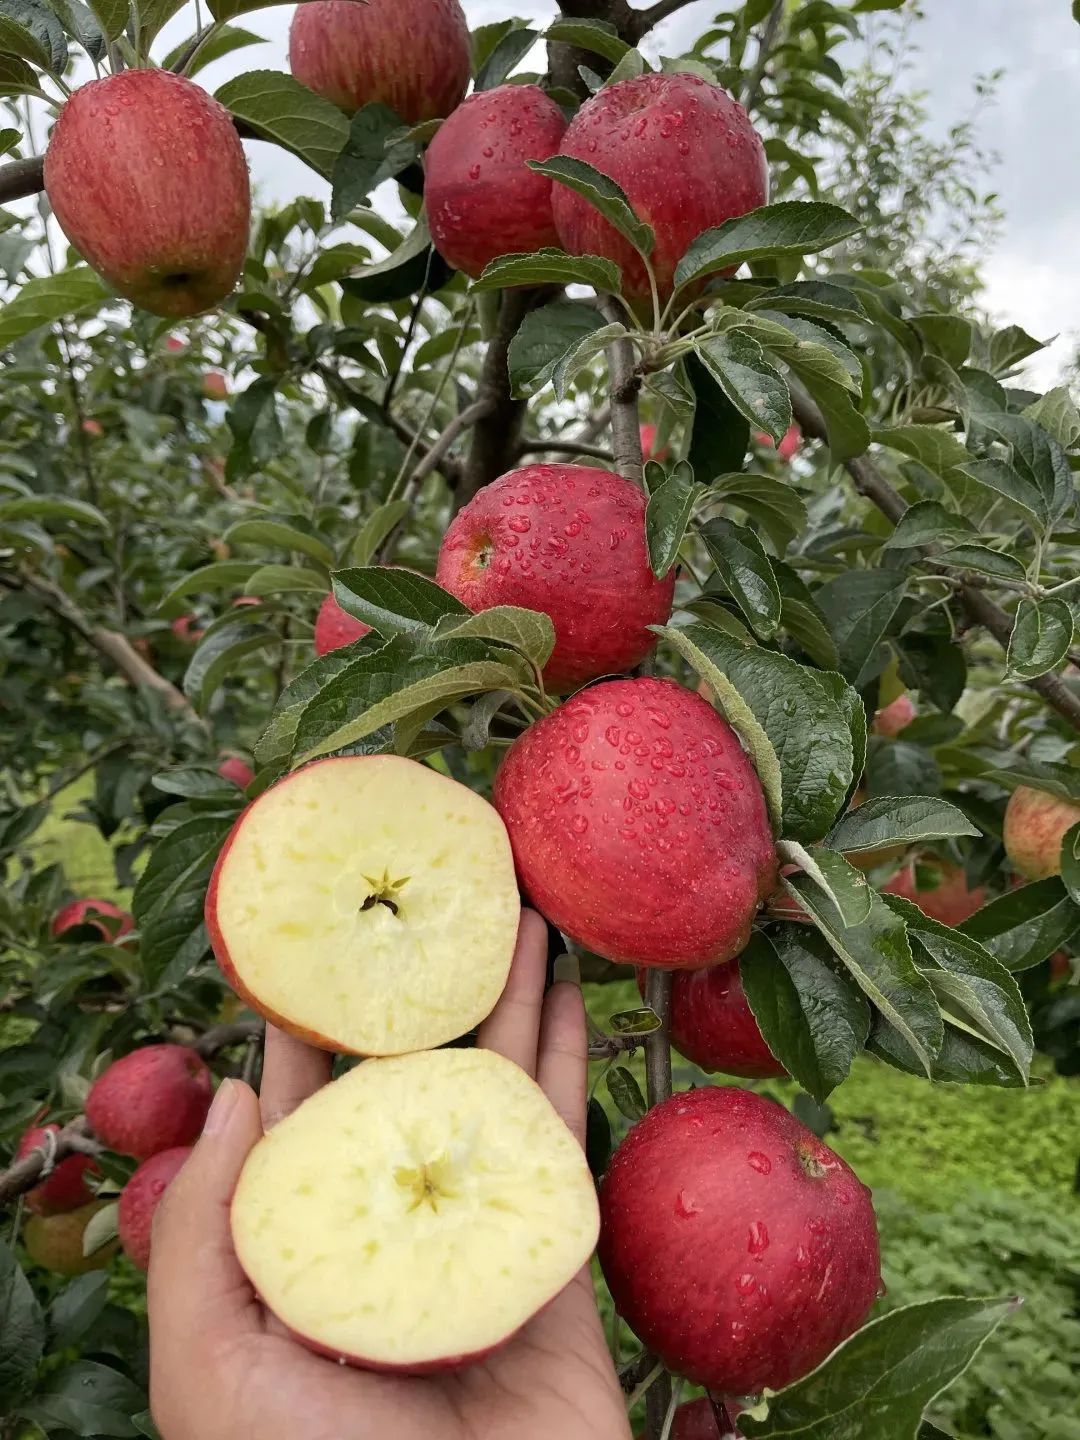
[553,952,581,986]
[204,1079,239,1136]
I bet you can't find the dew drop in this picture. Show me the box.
[747,1151,772,1175]
[748,1220,770,1256]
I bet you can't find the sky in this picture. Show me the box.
[62,1,1080,384]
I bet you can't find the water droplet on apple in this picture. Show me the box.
[748,1220,769,1255]
[571,814,588,835]
[735,1272,757,1296]
[747,1152,772,1174]
[468,164,481,180]
[508,515,531,533]
[482,146,494,158]
[795,1245,812,1269]
[674,1190,701,1218]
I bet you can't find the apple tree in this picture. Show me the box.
[2,0,1079,1437]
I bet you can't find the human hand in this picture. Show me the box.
[148,909,632,1440]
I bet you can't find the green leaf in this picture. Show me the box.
[786,880,942,1074]
[256,643,383,769]
[551,321,627,401]
[544,16,629,62]
[937,545,1027,584]
[657,624,783,829]
[0,52,42,95]
[132,0,184,48]
[872,424,971,478]
[952,458,1045,528]
[1060,819,1080,908]
[695,331,791,445]
[988,324,1046,375]
[216,70,348,178]
[292,636,524,764]
[507,299,605,400]
[245,564,327,597]
[673,201,861,291]
[134,812,233,934]
[49,1273,109,1351]
[773,563,840,670]
[977,412,1071,522]
[646,462,703,578]
[747,309,861,394]
[183,624,278,710]
[799,373,870,462]
[707,473,808,552]
[815,570,907,685]
[82,0,126,41]
[959,879,1080,973]
[224,516,335,569]
[17,1358,146,1438]
[749,279,868,326]
[606,1065,646,1122]
[0,1242,44,1407]
[0,266,108,347]
[1022,386,1080,450]
[432,605,554,669]
[163,21,263,76]
[332,566,466,637]
[159,561,259,608]
[472,247,621,295]
[740,1297,1018,1440]
[829,797,978,854]
[608,1006,662,1036]
[474,23,538,89]
[686,351,750,479]
[0,0,66,70]
[700,516,782,641]
[527,155,654,258]
[340,216,450,304]
[330,102,416,221]
[882,500,975,551]
[740,928,870,1103]
[350,500,412,566]
[1006,599,1074,680]
[0,495,106,527]
[781,843,874,928]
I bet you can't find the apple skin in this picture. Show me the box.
[436,464,676,691]
[882,856,986,926]
[51,898,134,943]
[753,423,800,462]
[551,72,768,303]
[636,1400,724,1440]
[165,335,186,353]
[640,423,669,463]
[202,371,229,400]
[81,417,104,437]
[872,693,916,737]
[636,959,785,1078]
[170,614,202,643]
[217,756,254,790]
[599,1087,880,1396]
[44,70,250,318]
[118,1146,191,1270]
[1003,785,1080,881]
[23,1200,118,1275]
[314,592,371,656]
[289,0,471,123]
[16,1125,99,1215]
[85,1045,212,1161]
[493,677,777,968]
[426,85,568,279]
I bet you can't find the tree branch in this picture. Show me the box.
[789,390,1080,733]
[458,289,543,508]
[602,300,645,485]
[0,154,44,204]
[0,1117,100,1209]
[3,569,200,722]
[740,0,785,110]
[193,1018,265,1058]
[516,438,615,463]
[629,0,702,40]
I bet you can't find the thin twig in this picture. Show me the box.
[517,438,615,463]
[194,1018,265,1058]
[0,1118,100,1209]
[740,0,785,110]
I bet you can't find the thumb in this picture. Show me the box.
[149,1078,264,1337]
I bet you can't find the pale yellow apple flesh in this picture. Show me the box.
[231,1048,599,1369]
[208,756,521,1055]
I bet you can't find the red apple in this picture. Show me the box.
[207,755,520,1056]
[314,592,371,656]
[44,69,250,318]
[217,755,254,790]
[202,370,229,400]
[51,898,134,943]
[639,423,669,463]
[1003,785,1080,881]
[231,1048,598,1371]
[80,417,103,437]
[118,1146,191,1270]
[170,614,203,643]
[872,694,916,738]
[289,0,470,123]
[232,595,260,608]
[1050,951,1071,984]
[435,464,675,691]
[85,1045,212,1161]
[881,856,986,926]
[753,422,801,462]
[494,677,777,969]
[426,85,568,279]
[551,72,768,303]
[637,1400,725,1440]
[636,959,785,1078]
[15,1125,99,1216]
[23,1201,118,1275]
[165,335,186,352]
[598,1087,880,1396]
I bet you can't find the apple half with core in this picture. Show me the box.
[231,1047,598,1371]
[207,756,520,1055]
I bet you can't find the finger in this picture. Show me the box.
[149,1079,263,1340]
[536,975,589,1146]
[259,1024,333,1129]
[476,908,549,1076]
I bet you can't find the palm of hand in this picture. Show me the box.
[148,914,632,1440]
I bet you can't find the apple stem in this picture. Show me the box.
[600,299,646,488]
[643,970,673,1107]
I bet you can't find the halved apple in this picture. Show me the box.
[231,1047,599,1371]
[206,756,521,1056]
